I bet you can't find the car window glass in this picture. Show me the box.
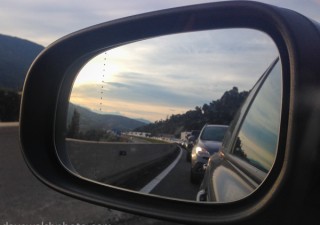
[231,60,281,172]
[221,61,277,152]
[200,126,228,142]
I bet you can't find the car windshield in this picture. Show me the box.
[200,126,228,142]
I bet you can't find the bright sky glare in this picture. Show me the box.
[70,29,278,121]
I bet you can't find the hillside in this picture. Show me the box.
[135,87,249,137]
[0,34,44,90]
[68,103,147,133]
[0,89,21,122]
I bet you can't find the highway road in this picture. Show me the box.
[66,136,200,201]
[146,148,200,201]
[0,124,179,225]
[117,135,200,200]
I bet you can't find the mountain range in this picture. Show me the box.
[135,87,249,137]
[0,34,148,129]
[68,103,147,132]
[0,34,44,90]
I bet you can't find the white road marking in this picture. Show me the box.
[139,147,183,193]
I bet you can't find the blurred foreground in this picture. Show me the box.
[0,123,178,225]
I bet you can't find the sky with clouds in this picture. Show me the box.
[1,0,319,46]
[71,29,278,121]
[1,0,320,122]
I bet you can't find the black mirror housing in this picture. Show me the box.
[20,1,320,224]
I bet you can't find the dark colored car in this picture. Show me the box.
[190,124,228,184]
[197,58,281,202]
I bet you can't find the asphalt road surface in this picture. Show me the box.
[150,149,199,201]
[0,124,179,225]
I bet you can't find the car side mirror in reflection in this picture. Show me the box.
[20,1,320,224]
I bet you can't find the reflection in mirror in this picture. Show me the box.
[203,60,282,202]
[65,29,280,202]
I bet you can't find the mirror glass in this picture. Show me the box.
[65,29,280,202]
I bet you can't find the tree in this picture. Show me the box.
[134,87,249,136]
[67,109,80,138]
[0,89,21,122]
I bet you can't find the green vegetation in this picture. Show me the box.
[68,103,147,132]
[67,108,131,142]
[76,130,130,142]
[135,87,249,137]
[66,86,249,142]
[126,135,169,144]
[79,129,127,142]
[67,109,80,138]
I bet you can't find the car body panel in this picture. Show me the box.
[199,152,264,202]
[191,125,228,183]
[198,58,280,202]
[201,140,222,154]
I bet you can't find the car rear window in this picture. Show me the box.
[200,126,228,142]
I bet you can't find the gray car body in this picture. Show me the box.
[197,58,280,202]
[190,125,228,183]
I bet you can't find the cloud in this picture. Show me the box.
[105,82,130,89]
[0,0,218,45]
[69,27,279,122]
[70,83,190,121]
[2,0,319,46]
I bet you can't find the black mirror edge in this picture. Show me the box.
[19,1,320,224]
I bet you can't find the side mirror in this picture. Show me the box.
[20,1,320,224]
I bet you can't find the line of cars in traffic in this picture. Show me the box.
[179,58,281,203]
[190,124,229,184]
[181,130,200,162]
[179,125,229,185]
